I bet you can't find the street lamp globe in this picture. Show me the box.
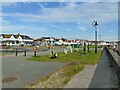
[92,20,98,27]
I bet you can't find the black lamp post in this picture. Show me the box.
[92,20,98,53]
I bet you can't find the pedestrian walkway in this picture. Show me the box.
[64,50,118,88]
[89,50,118,88]
[64,65,97,88]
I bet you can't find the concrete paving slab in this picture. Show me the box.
[64,65,97,88]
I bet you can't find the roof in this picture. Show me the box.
[41,37,55,39]
[20,35,33,40]
[1,34,33,40]
[55,38,60,41]
[1,34,12,38]
[13,35,19,38]
[67,40,76,42]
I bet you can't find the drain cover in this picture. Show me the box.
[2,77,17,83]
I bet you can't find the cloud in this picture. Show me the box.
[49,24,59,28]
[2,24,47,32]
[2,19,11,25]
[37,2,46,9]
[2,2,18,7]
[2,2,118,25]
[1,0,119,2]
[2,2,33,7]
[66,28,70,31]
[1,2,118,41]
[78,26,87,31]
[109,29,116,32]
[101,36,118,41]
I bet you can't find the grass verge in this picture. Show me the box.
[27,50,102,64]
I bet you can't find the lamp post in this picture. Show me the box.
[92,20,98,53]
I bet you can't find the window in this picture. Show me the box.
[12,42,14,44]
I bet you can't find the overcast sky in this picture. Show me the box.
[1,0,118,41]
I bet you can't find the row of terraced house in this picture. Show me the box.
[0,34,34,46]
[0,34,116,47]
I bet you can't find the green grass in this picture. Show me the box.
[27,50,102,64]
[1,52,9,56]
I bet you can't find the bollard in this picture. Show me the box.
[64,49,68,54]
[80,44,82,54]
[83,43,86,54]
[34,48,37,57]
[88,43,89,52]
[24,48,26,56]
[34,51,36,57]
[15,48,17,56]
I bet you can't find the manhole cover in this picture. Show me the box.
[2,77,17,83]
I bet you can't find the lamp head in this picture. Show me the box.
[94,21,98,26]
[92,20,98,26]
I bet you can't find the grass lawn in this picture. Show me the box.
[27,50,102,64]
[1,52,9,56]
[26,50,102,88]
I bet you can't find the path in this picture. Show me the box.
[89,50,118,88]
[2,50,65,88]
[64,65,97,88]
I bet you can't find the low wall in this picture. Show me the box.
[106,48,120,88]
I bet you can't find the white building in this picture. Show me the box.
[55,39,64,45]
[0,34,34,46]
[41,37,55,45]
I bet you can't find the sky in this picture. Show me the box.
[1,0,118,41]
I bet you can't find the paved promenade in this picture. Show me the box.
[64,50,118,88]
[2,50,65,88]
[64,65,97,88]
[89,50,118,88]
